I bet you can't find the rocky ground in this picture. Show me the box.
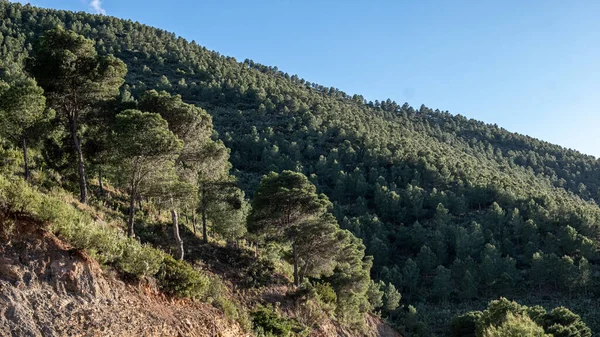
[0,216,247,337]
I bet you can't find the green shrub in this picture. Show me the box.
[0,146,23,176]
[215,296,239,321]
[451,311,482,337]
[0,176,42,214]
[400,305,426,337]
[477,298,525,336]
[451,298,592,337]
[205,276,242,321]
[120,241,163,277]
[483,312,548,337]
[251,304,306,337]
[541,307,592,337]
[157,255,210,299]
[314,282,337,305]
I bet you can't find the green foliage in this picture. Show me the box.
[451,311,483,337]
[119,240,164,276]
[156,255,210,299]
[366,279,384,311]
[249,171,342,286]
[399,305,426,337]
[483,313,549,337]
[207,186,249,241]
[451,298,592,337]
[251,304,307,337]
[313,281,337,306]
[27,26,127,109]
[0,145,23,176]
[477,298,529,336]
[383,282,401,313]
[0,75,49,182]
[248,170,329,241]
[27,26,127,203]
[432,265,452,302]
[111,108,182,237]
[112,109,182,161]
[541,307,592,337]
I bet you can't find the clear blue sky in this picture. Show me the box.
[16,0,600,157]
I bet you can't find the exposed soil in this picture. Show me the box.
[0,215,247,337]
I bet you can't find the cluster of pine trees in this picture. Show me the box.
[1,2,599,335]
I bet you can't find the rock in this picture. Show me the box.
[0,257,22,283]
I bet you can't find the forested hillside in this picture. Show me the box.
[1,2,599,336]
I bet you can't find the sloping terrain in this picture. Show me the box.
[0,186,400,337]
[0,214,247,337]
[1,2,600,335]
[138,219,402,337]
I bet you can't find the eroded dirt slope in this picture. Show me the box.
[0,216,247,337]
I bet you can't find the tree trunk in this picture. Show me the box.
[201,186,208,244]
[70,117,88,203]
[299,257,310,285]
[172,209,184,260]
[293,241,299,287]
[202,207,208,244]
[192,211,197,234]
[127,183,136,238]
[21,136,29,181]
[98,167,104,196]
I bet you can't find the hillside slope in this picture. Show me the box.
[0,184,400,337]
[0,216,246,337]
[1,2,600,335]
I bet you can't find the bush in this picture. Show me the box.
[0,175,42,214]
[541,307,592,337]
[0,146,23,176]
[314,281,337,306]
[477,298,525,336]
[120,241,163,277]
[451,298,592,337]
[251,304,306,337]
[206,276,243,321]
[400,305,426,337]
[451,311,482,337]
[156,255,210,299]
[483,312,548,337]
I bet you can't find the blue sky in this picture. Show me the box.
[15,0,600,157]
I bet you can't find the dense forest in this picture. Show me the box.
[1,1,599,336]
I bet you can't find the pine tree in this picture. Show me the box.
[248,170,330,287]
[383,282,401,315]
[366,280,385,311]
[0,77,48,181]
[432,265,452,302]
[402,258,420,296]
[28,27,126,203]
[111,109,181,237]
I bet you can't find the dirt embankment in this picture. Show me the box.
[0,216,247,337]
